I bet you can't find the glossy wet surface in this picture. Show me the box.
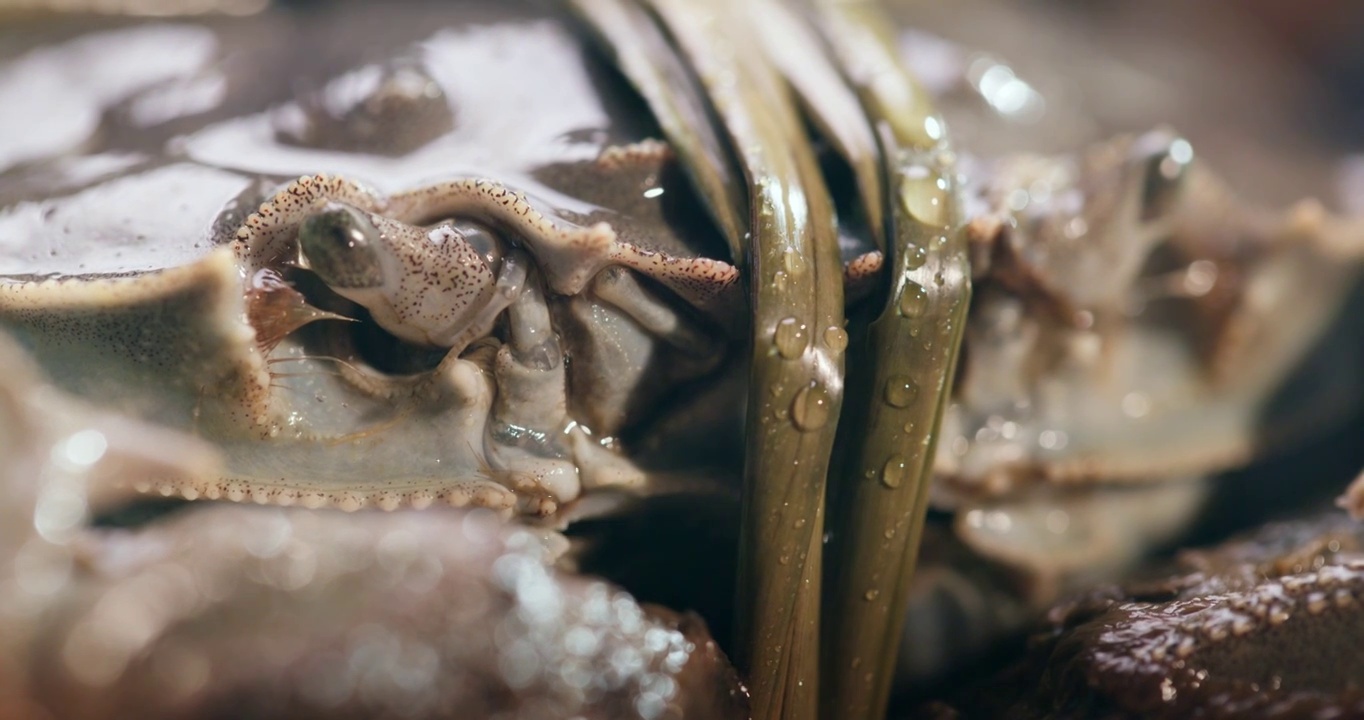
[2,2,1364,719]
[0,1,664,278]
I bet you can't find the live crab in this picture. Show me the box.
[2,1,1364,719]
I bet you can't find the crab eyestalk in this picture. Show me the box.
[808,2,971,719]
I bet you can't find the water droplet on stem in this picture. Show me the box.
[881,455,908,489]
[773,317,808,359]
[899,282,929,317]
[884,376,919,408]
[791,383,831,431]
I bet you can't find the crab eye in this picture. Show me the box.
[299,204,386,289]
[451,219,504,274]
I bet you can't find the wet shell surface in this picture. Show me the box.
[935,511,1364,719]
[2,0,1364,716]
[0,2,753,519]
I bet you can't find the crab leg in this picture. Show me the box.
[808,2,971,719]
[590,266,720,358]
[484,268,579,516]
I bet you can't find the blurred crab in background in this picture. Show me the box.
[3,0,1364,719]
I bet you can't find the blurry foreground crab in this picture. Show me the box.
[924,509,1364,719]
[2,0,1364,718]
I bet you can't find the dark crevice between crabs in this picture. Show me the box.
[882,520,1037,715]
[821,127,888,540]
[1188,285,1364,547]
[812,122,883,310]
[570,492,743,660]
[89,497,193,529]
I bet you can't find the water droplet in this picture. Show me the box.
[793,517,807,529]
[884,376,918,408]
[791,383,831,431]
[773,270,789,292]
[773,317,808,360]
[883,528,895,539]
[881,455,908,489]
[783,249,807,276]
[864,589,880,601]
[779,554,790,565]
[903,421,916,434]
[899,282,929,317]
[823,325,848,352]
[904,244,928,270]
[900,169,948,225]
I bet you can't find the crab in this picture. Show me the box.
[930,509,1364,719]
[0,330,748,719]
[2,0,1364,719]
